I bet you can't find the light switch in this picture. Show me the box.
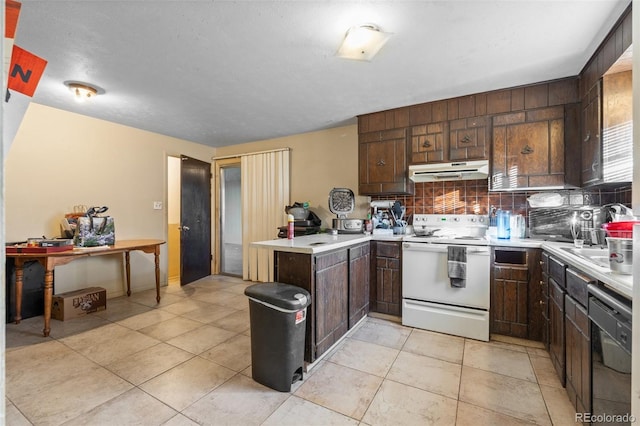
[153,201,163,210]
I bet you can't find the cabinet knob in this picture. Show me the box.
[521,145,534,155]
[591,161,598,172]
[460,135,472,144]
[539,280,544,286]
[376,159,386,166]
[584,131,591,142]
[539,300,545,306]
[539,260,544,265]
[422,140,432,148]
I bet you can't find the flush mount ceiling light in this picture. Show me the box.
[64,81,103,102]
[336,24,392,61]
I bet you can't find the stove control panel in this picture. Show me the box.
[413,214,489,227]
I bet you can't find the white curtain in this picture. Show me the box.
[241,149,290,282]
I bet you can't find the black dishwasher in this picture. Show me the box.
[587,284,632,425]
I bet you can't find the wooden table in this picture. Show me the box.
[6,239,165,337]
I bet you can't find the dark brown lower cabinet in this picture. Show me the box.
[490,247,543,340]
[275,242,370,363]
[565,295,591,414]
[370,241,402,316]
[349,243,370,327]
[549,277,566,387]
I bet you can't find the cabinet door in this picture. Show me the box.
[371,241,402,316]
[565,296,591,413]
[491,106,565,190]
[410,122,447,163]
[527,249,544,342]
[348,243,370,328]
[581,82,602,186]
[549,278,566,386]
[491,263,529,338]
[449,116,488,161]
[359,129,414,195]
[314,250,349,358]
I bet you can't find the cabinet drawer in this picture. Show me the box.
[566,268,593,308]
[549,278,565,308]
[541,252,549,275]
[549,256,566,288]
[375,241,401,258]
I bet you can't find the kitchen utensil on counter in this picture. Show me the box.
[285,203,309,220]
[328,188,363,233]
[603,203,636,222]
[510,214,525,239]
[602,221,640,238]
[414,227,440,237]
[497,210,511,239]
[606,237,633,274]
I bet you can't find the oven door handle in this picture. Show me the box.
[402,242,490,255]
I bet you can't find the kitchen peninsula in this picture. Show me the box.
[252,234,394,362]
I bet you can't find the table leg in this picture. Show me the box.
[154,246,161,303]
[125,251,131,296]
[43,268,54,337]
[14,261,23,324]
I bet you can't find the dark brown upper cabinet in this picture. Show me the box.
[358,128,414,195]
[579,5,632,187]
[490,105,580,190]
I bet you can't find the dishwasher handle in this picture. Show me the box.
[587,283,632,320]
[402,242,490,255]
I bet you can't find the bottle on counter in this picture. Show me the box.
[287,214,295,240]
[365,213,373,235]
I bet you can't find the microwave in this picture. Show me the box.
[528,206,604,244]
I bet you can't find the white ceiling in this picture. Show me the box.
[10,0,631,148]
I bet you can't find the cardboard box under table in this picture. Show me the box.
[51,287,106,321]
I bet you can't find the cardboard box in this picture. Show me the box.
[51,287,106,321]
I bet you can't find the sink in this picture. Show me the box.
[560,246,610,269]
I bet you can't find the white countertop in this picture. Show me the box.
[250,233,372,254]
[541,241,632,299]
[251,233,632,299]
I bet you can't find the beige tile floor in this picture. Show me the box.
[6,275,579,425]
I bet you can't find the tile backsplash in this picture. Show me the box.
[372,180,632,222]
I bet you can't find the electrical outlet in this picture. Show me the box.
[153,201,163,210]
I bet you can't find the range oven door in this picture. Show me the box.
[402,242,490,309]
[401,242,490,341]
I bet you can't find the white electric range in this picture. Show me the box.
[402,214,490,341]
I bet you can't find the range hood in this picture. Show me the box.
[408,160,489,182]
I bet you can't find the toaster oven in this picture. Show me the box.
[528,206,604,244]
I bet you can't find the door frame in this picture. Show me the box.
[214,157,241,275]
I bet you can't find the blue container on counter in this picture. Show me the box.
[497,210,511,239]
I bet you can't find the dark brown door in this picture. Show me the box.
[180,156,211,285]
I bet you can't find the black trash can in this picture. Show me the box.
[244,282,311,392]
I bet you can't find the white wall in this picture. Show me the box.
[5,103,215,296]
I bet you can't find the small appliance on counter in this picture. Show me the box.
[277,202,321,238]
[328,188,363,234]
[528,205,605,245]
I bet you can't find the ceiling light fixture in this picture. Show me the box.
[336,24,391,61]
[64,81,101,102]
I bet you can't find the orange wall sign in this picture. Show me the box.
[8,45,47,97]
[5,0,21,38]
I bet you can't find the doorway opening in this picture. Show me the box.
[215,159,242,277]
